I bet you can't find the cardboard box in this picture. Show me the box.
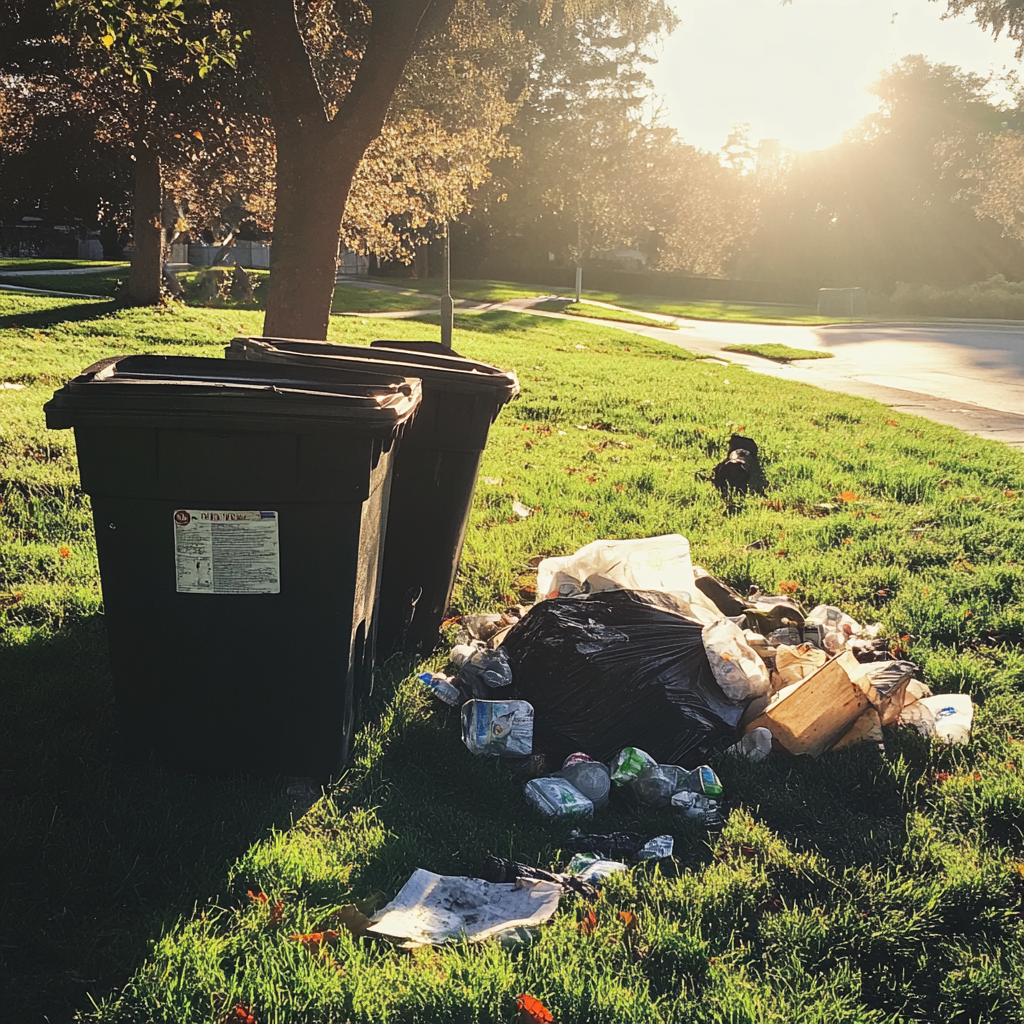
[745,651,876,757]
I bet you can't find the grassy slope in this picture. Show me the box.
[2,294,1024,1022]
[0,259,128,272]
[723,342,835,362]
[534,298,677,329]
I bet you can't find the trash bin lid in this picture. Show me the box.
[45,354,422,434]
[228,336,519,400]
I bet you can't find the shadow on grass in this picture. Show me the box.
[0,300,120,331]
[0,615,297,1023]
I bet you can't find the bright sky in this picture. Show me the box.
[648,0,1022,153]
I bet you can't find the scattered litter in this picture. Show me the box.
[554,757,611,809]
[702,619,771,700]
[460,613,518,642]
[456,646,514,698]
[505,590,747,765]
[512,501,534,518]
[610,746,658,785]
[671,790,722,825]
[637,835,674,860]
[480,855,598,901]
[0,382,25,390]
[462,699,534,756]
[687,764,724,797]
[568,831,644,859]
[900,693,974,743]
[693,566,749,616]
[805,604,862,654]
[418,672,462,706]
[744,651,878,757]
[450,640,487,666]
[774,643,828,687]
[724,726,773,760]
[630,764,688,807]
[535,534,697,604]
[524,776,594,818]
[482,477,503,485]
[567,854,628,882]
[366,868,561,948]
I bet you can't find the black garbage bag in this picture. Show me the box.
[503,590,748,767]
[712,434,764,495]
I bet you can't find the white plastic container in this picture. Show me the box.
[901,693,975,744]
[702,619,771,700]
[461,700,534,756]
[524,777,594,819]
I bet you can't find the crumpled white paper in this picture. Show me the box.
[366,868,561,948]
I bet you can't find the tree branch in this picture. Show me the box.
[238,0,331,143]
[327,0,457,147]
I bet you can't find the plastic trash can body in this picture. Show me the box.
[226,337,518,654]
[46,355,420,779]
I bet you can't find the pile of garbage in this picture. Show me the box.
[422,534,975,822]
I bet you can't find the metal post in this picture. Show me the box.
[440,221,453,349]
[575,265,582,304]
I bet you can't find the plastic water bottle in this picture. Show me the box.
[418,672,461,707]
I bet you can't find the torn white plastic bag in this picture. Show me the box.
[365,868,561,948]
[536,535,697,603]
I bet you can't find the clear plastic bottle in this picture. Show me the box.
[418,672,461,706]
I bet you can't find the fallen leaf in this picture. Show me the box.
[586,476,597,484]
[517,993,554,1024]
[887,419,899,426]
[289,930,339,954]
[193,130,204,141]
[778,580,799,594]
[58,546,71,559]
[527,556,544,568]
[320,904,372,938]
[614,485,625,493]
[837,491,858,502]
[578,909,598,935]
[247,890,268,905]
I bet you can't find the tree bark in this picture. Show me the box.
[127,140,164,305]
[244,0,455,341]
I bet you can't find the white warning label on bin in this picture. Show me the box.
[173,510,280,594]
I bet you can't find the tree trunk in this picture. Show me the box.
[261,142,359,340]
[244,0,454,342]
[127,141,164,305]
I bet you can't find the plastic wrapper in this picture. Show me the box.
[567,832,643,859]
[456,646,514,698]
[630,764,687,807]
[637,835,675,860]
[523,777,594,818]
[504,590,751,766]
[610,746,658,785]
[567,854,629,881]
[724,727,773,761]
[671,790,721,825]
[805,604,862,654]
[418,672,462,706]
[461,699,534,756]
[554,760,610,809]
[536,535,697,604]
[702,619,771,701]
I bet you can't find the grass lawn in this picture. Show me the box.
[575,292,843,325]
[534,298,678,329]
[3,294,1024,1022]
[0,258,128,272]
[332,285,434,314]
[0,265,129,296]
[405,278,556,303]
[723,342,835,362]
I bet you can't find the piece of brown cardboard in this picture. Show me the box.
[746,651,876,757]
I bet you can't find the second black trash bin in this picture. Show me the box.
[226,337,519,654]
[45,355,421,779]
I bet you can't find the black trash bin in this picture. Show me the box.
[45,355,421,779]
[226,337,519,654]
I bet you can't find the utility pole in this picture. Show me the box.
[441,220,453,349]
[575,215,582,303]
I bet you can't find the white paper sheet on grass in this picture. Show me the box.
[366,868,561,947]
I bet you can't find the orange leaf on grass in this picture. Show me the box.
[289,930,339,953]
[614,485,625,493]
[230,1007,255,1024]
[886,419,899,427]
[59,546,71,558]
[578,909,598,935]
[516,993,554,1024]
[837,491,858,502]
[269,901,284,927]
[778,581,799,595]
[248,890,268,904]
